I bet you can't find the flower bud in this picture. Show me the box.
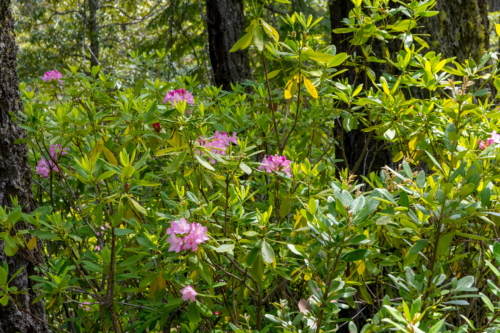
[152,122,161,133]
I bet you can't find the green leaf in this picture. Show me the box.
[0,267,7,285]
[261,241,275,264]
[214,244,234,253]
[5,211,22,225]
[230,31,253,52]
[481,187,491,207]
[480,292,495,312]
[425,150,444,172]
[136,235,156,250]
[97,170,116,181]
[242,231,259,237]
[383,305,406,323]
[128,197,147,215]
[260,19,279,41]
[428,319,445,333]
[165,150,187,174]
[267,69,281,79]
[416,171,426,188]
[253,24,264,51]
[239,162,252,175]
[308,280,323,299]
[114,229,134,236]
[328,53,348,67]
[390,20,417,32]
[187,302,201,323]
[342,249,370,262]
[437,233,454,256]
[485,260,500,277]
[455,232,489,242]
[194,154,215,171]
[251,255,264,281]
[0,296,8,306]
[493,242,500,266]
[409,239,428,255]
[402,161,413,179]
[118,254,146,267]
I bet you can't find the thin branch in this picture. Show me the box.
[99,2,165,29]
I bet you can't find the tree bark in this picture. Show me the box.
[0,1,49,332]
[205,0,250,90]
[328,0,353,54]
[490,0,500,11]
[329,0,393,177]
[421,0,489,63]
[88,0,100,67]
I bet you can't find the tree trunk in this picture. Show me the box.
[328,0,353,54]
[329,0,393,177]
[421,0,489,63]
[490,0,500,11]
[205,0,250,90]
[0,1,49,332]
[88,0,100,67]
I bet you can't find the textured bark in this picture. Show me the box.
[88,0,100,67]
[0,1,49,332]
[490,0,500,11]
[205,0,250,90]
[421,0,489,63]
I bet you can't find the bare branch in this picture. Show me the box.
[99,2,165,29]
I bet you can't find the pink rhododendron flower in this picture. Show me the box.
[50,144,68,158]
[163,88,195,106]
[41,70,63,83]
[196,131,238,164]
[79,302,92,311]
[152,122,161,132]
[35,144,68,178]
[478,131,500,150]
[166,219,209,253]
[180,285,197,302]
[167,235,184,253]
[258,155,292,177]
[167,218,191,236]
[182,223,209,252]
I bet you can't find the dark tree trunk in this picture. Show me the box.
[0,1,49,332]
[421,0,489,62]
[490,0,500,12]
[328,0,353,54]
[205,0,250,90]
[88,0,100,67]
[329,0,393,177]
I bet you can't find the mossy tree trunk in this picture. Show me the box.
[421,0,489,62]
[0,1,49,332]
[88,0,100,67]
[205,0,250,90]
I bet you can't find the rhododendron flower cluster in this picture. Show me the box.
[478,131,500,150]
[196,131,238,164]
[41,70,63,83]
[163,88,195,105]
[36,144,68,178]
[259,154,292,177]
[167,218,209,252]
[180,285,197,302]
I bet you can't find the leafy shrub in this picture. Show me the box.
[2,1,500,332]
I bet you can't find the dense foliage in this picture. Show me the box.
[2,0,500,332]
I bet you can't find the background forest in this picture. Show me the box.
[1,0,500,332]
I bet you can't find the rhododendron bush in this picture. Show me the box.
[3,2,500,333]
